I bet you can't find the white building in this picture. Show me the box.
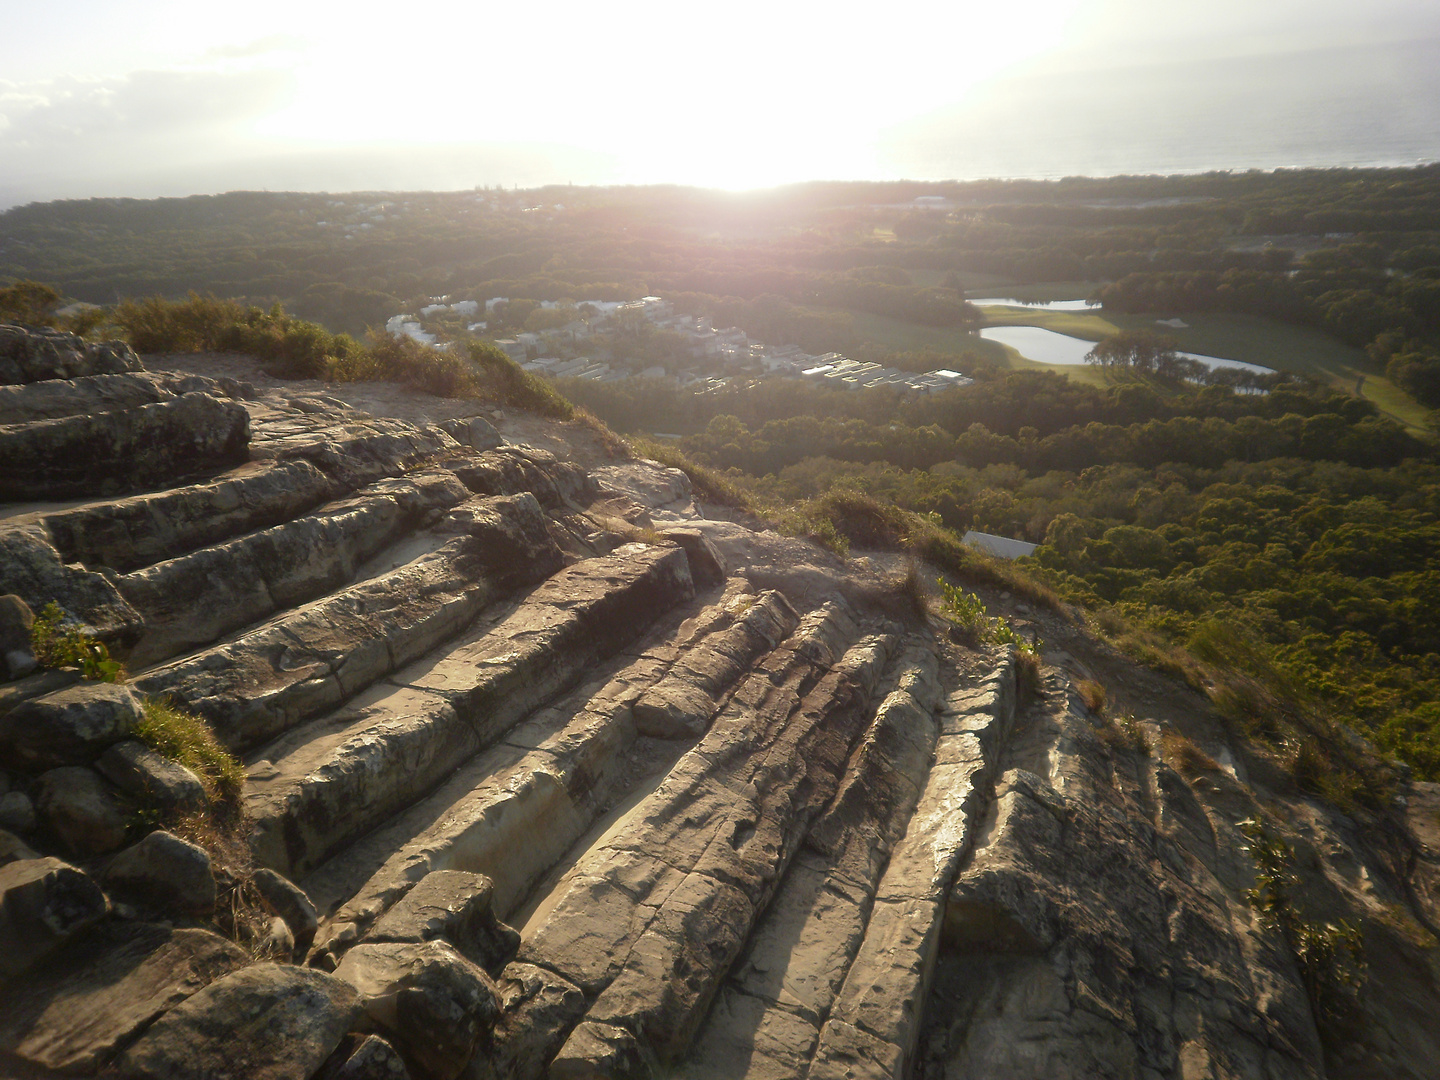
[962,531,1037,559]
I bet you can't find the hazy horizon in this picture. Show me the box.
[3,0,1439,210]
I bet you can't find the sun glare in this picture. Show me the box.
[241,0,1082,189]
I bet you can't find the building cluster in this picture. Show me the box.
[385,293,973,395]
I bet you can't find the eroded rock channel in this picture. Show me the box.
[1,327,1438,1079]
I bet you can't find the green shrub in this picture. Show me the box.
[0,280,62,325]
[994,616,1043,657]
[1239,817,1366,1042]
[938,579,988,646]
[467,340,573,418]
[30,602,125,682]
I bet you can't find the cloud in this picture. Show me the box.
[205,35,307,61]
[879,37,1440,180]
[0,68,292,149]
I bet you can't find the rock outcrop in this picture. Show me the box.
[0,324,142,386]
[0,330,1437,1080]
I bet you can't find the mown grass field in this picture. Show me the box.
[833,294,1430,433]
[972,304,1431,432]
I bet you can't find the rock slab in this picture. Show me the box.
[0,856,110,984]
[105,963,362,1080]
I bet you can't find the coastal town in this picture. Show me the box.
[386,293,973,395]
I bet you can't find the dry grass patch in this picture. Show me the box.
[1161,730,1221,775]
[1076,679,1107,715]
[1098,713,1151,756]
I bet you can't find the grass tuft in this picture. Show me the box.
[135,698,245,823]
[1076,679,1107,715]
[1161,730,1221,775]
[1015,649,1044,705]
[894,560,931,620]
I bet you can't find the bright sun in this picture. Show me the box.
[242,0,1083,189]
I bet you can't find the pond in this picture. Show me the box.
[968,297,1100,311]
[979,325,1273,374]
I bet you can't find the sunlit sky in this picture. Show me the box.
[2,0,1439,207]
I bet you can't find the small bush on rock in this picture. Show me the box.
[938,580,988,646]
[30,602,125,682]
[1239,817,1366,1042]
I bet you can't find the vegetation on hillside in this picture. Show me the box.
[109,292,573,418]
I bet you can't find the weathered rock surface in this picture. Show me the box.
[630,588,796,738]
[0,593,36,681]
[326,1034,412,1080]
[104,829,216,915]
[0,789,36,833]
[0,921,247,1074]
[0,324,142,386]
[660,527,726,587]
[133,494,562,753]
[118,468,472,663]
[251,867,320,955]
[0,369,252,425]
[334,940,497,1080]
[0,856,109,984]
[0,391,250,500]
[36,766,130,855]
[366,870,519,975]
[105,963,361,1080]
[439,414,502,451]
[465,963,586,1080]
[0,681,144,769]
[549,1021,653,1080]
[245,544,694,880]
[95,739,207,810]
[44,458,337,573]
[0,827,39,864]
[0,524,145,646]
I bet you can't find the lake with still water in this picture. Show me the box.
[969,298,1100,312]
[979,325,1273,374]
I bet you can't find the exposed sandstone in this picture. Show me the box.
[95,739,207,811]
[36,766,130,855]
[0,339,1434,1080]
[104,829,216,915]
[0,391,250,500]
[0,324,142,386]
[326,1034,413,1079]
[366,870,519,976]
[334,940,497,1080]
[105,963,361,1080]
[0,921,246,1074]
[0,856,110,985]
[251,867,320,955]
[0,682,144,770]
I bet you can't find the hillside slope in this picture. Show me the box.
[0,327,1437,1079]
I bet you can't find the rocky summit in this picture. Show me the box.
[0,324,1437,1080]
